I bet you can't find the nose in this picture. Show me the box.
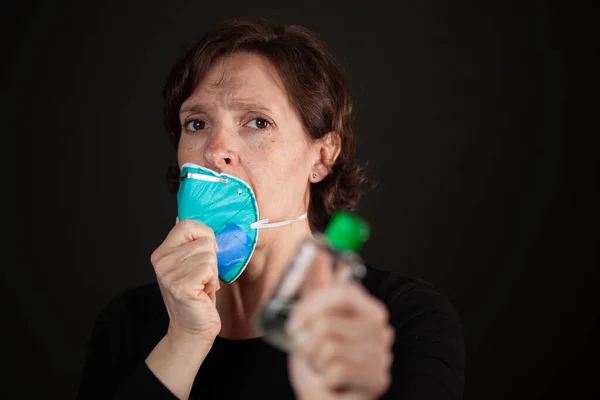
[203,127,239,173]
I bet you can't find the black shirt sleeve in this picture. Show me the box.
[381,279,465,399]
[76,288,177,400]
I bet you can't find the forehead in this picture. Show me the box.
[188,52,289,107]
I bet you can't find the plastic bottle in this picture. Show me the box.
[253,211,371,351]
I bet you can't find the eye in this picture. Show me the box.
[184,119,209,133]
[246,117,271,130]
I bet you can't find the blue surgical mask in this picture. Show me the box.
[177,163,308,284]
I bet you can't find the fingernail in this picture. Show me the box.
[216,281,221,291]
[175,216,179,225]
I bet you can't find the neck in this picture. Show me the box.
[215,219,313,340]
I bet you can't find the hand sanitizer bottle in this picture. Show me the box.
[253,211,371,351]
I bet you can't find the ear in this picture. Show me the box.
[310,131,341,183]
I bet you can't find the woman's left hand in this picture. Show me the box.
[286,281,395,400]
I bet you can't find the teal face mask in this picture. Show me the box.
[177,163,308,284]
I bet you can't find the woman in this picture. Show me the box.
[77,17,465,400]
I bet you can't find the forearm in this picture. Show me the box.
[145,332,214,400]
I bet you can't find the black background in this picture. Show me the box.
[1,0,596,399]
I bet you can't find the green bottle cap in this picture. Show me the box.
[324,211,371,253]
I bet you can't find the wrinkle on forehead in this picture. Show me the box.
[200,52,286,95]
[182,51,305,127]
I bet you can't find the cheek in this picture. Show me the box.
[179,134,205,150]
[245,136,313,218]
[177,135,206,165]
[257,141,312,202]
[176,146,189,168]
[256,137,309,179]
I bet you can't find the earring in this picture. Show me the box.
[312,173,318,180]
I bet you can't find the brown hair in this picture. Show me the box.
[162,17,374,231]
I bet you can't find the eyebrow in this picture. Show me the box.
[179,101,279,117]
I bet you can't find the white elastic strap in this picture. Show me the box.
[184,172,229,184]
[250,212,308,229]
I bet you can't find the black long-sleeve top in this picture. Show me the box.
[76,265,465,399]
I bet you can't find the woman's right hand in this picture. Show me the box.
[150,218,222,343]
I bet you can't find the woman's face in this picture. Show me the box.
[178,52,317,225]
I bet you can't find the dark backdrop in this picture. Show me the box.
[2,0,595,399]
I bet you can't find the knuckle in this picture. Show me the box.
[195,260,217,278]
[195,235,212,246]
[187,274,205,292]
[375,298,389,318]
[194,235,217,250]
[384,350,395,369]
[374,302,389,324]
[198,263,215,279]
[385,325,396,346]
[150,248,162,267]
[156,268,172,286]
[206,228,216,240]
[331,285,353,308]
[152,257,166,274]
[204,252,218,266]
[187,264,206,281]
[170,277,188,299]
[178,218,196,229]
[317,341,341,369]
[187,220,215,239]
[187,266,202,280]
[153,252,178,275]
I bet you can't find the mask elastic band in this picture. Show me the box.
[182,172,229,184]
[250,212,308,229]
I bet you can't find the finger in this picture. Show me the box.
[179,252,220,297]
[181,251,219,292]
[160,250,218,284]
[152,233,218,274]
[294,327,393,375]
[288,282,389,330]
[332,391,370,400]
[323,359,392,396]
[177,237,219,263]
[168,259,219,302]
[161,218,216,249]
[182,262,220,304]
[289,314,394,349]
[293,329,393,395]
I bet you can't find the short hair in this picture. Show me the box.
[162,17,373,231]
